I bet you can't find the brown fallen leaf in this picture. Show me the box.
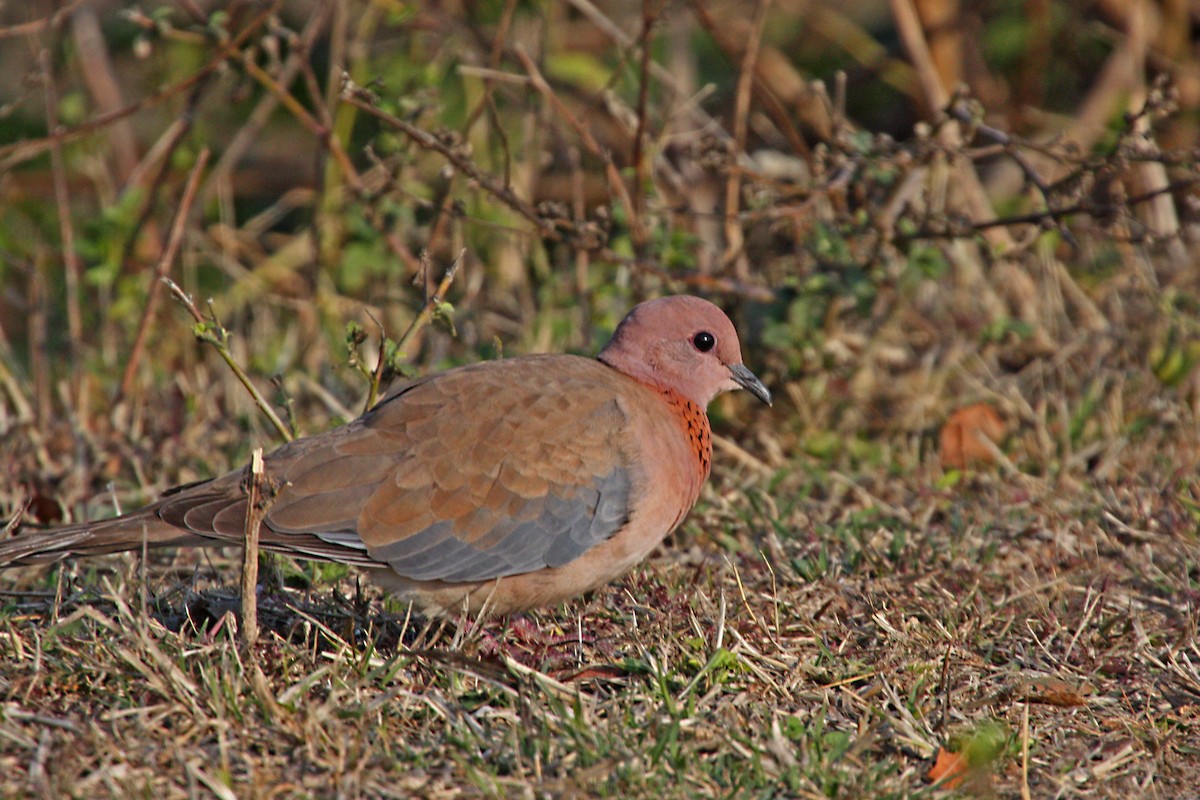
[1021,678,1091,707]
[939,402,1008,469]
[927,746,969,788]
[562,664,632,683]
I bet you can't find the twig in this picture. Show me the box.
[108,81,210,314]
[342,91,559,239]
[631,0,657,249]
[0,0,84,40]
[890,0,1015,251]
[889,0,949,110]
[512,46,645,246]
[457,65,530,86]
[119,148,211,404]
[351,147,423,273]
[239,54,363,193]
[364,249,465,411]
[569,146,593,346]
[595,247,776,300]
[462,0,518,188]
[71,4,140,181]
[895,176,1199,239]
[1020,700,1032,800]
[240,448,268,648]
[0,706,81,733]
[0,356,35,424]
[27,261,50,431]
[424,171,461,260]
[200,5,330,209]
[945,97,1081,248]
[124,117,196,204]
[722,0,771,277]
[0,5,274,172]
[162,277,293,441]
[947,99,1052,197]
[685,0,810,156]
[565,0,729,142]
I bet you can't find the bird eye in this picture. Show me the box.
[692,331,716,352]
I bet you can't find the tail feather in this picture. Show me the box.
[0,510,210,567]
[2,458,383,571]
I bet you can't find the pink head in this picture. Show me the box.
[598,296,771,408]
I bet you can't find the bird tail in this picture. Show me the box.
[0,508,208,568]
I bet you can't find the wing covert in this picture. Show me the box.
[239,356,639,582]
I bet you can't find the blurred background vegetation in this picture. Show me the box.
[3,3,1200,796]
[0,0,1196,520]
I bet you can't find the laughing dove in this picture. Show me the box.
[0,295,770,614]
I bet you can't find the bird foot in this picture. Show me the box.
[474,614,593,670]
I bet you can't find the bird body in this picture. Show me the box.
[1,296,770,614]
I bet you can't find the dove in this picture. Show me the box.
[0,295,770,614]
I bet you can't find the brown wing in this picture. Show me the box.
[160,355,638,582]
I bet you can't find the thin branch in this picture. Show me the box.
[513,46,645,246]
[685,0,810,156]
[631,0,657,248]
[888,0,949,111]
[894,176,1200,241]
[342,90,560,239]
[569,146,593,347]
[119,148,211,404]
[200,5,330,208]
[236,22,422,274]
[462,0,518,188]
[363,249,466,412]
[162,277,294,442]
[0,5,275,172]
[72,4,140,181]
[945,96,1079,248]
[240,448,274,649]
[0,0,85,40]
[565,0,729,143]
[238,54,363,192]
[722,0,771,277]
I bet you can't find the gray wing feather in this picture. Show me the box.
[367,467,631,582]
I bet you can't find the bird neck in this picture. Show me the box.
[597,349,708,410]
[656,387,713,481]
[596,354,713,479]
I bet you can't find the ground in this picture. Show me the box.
[3,422,1198,797]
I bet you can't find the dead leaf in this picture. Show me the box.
[1021,678,1091,707]
[939,402,1008,469]
[927,746,968,788]
[562,664,631,683]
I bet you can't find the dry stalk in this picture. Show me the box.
[513,46,646,248]
[631,0,657,239]
[119,148,211,404]
[363,249,465,411]
[240,448,268,649]
[0,0,85,41]
[684,0,811,155]
[238,55,364,193]
[162,276,293,441]
[200,5,331,209]
[0,6,275,172]
[342,91,558,239]
[722,0,771,278]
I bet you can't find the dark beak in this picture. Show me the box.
[729,364,772,406]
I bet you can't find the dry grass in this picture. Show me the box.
[2,431,1198,798]
[2,1,1200,797]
